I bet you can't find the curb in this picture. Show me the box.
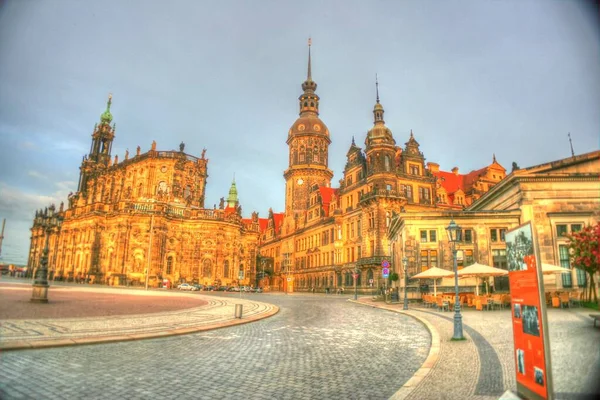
[349,299,441,400]
[1,305,279,352]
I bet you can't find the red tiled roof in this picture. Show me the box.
[318,187,338,216]
[272,212,285,233]
[257,218,269,233]
[433,171,465,193]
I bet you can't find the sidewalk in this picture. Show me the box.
[0,282,279,351]
[353,297,600,400]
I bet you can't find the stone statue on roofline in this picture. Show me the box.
[151,140,157,151]
[180,142,185,152]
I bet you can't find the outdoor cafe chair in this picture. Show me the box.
[559,292,571,308]
[569,292,581,308]
[436,296,449,312]
[423,295,432,308]
[492,294,504,310]
[480,296,491,311]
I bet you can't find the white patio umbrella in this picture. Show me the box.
[541,263,572,275]
[457,262,508,295]
[409,267,454,296]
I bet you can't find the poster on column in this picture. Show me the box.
[506,222,553,400]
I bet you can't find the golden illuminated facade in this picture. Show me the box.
[259,42,600,295]
[27,96,261,287]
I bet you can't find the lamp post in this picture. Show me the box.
[402,256,409,310]
[446,217,464,340]
[31,205,61,303]
[145,213,155,291]
[353,266,359,300]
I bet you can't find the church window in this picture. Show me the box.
[384,155,391,171]
[166,256,173,275]
[310,102,314,107]
[203,259,212,278]
[304,101,308,107]
[314,152,319,162]
[224,260,229,278]
[299,152,305,162]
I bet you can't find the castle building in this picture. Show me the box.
[27,96,261,287]
[258,42,600,295]
[27,42,600,296]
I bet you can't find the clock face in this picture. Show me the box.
[297,178,304,185]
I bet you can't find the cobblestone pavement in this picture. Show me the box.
[356,298,600,400]
[0,294,430,400]
[1,284,276,351]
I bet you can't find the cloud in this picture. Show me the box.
[0,181,75,223]
[18,141,37,150]
[27,170,47,180]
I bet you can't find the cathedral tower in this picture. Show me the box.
[364,78,397,183]
[283,39,334,225]
[77,95,116,194]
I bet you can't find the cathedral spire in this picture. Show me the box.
[299,38,319,116]
[226,176,239,208]
[376,74,380,104]
[100,93,113,124]
[307,37,312,81]
[373,76,384,124]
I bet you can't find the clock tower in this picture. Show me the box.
[283,39,333,227]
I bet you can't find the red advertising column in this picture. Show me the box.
[506,222,554,400]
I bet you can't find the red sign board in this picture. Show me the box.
[506,222,553,400]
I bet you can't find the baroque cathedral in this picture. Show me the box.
[28,95,261,287]
[28,42,600,295]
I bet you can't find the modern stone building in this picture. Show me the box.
[27,96,261,287]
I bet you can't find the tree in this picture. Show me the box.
[568,222,600,304]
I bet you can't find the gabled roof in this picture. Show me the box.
[272,212,285,232]
[257,218,269,232]
[318,186,338,216]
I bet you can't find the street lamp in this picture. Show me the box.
[446,217,464,340]
[353,266,359,300]
[402,256,409,310]
[31,204,61,303]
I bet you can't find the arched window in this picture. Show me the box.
[224,260,230,278]
[384,155,391,171]
[166,256,173,275]
[310,102,314,107]
[202,259,212,278]
[367,269,374,282]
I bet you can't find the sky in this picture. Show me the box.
[0,0,599,265]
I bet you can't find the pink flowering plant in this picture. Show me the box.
[568,222,600,304]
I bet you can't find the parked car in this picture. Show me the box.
[178,283,193,291]
[253,287,263,293]
[203,285,215,291]
[191,284,202,291]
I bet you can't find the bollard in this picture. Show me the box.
[235,304,243,319]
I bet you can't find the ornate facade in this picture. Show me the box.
[28,96,261,287]
[258,42,600,295]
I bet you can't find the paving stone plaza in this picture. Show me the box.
[0,280,599,400]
